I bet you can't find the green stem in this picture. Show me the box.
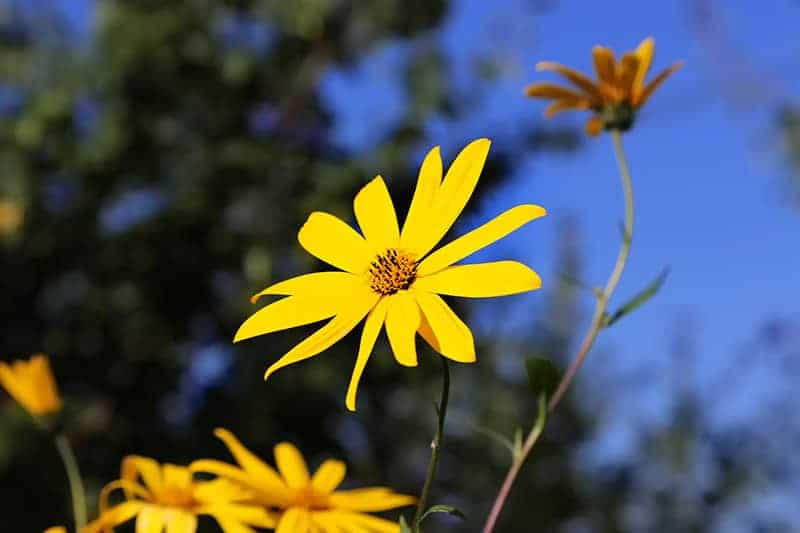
[482,130,635,533]
[54,433,87,531]
[412,357,450,531]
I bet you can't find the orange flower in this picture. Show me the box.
[525,37,682,136]
[0,354,61,417]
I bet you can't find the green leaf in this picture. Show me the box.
[604,268,669,327]
[399,515,412,533]
[420,504,467,523]
[525,356,561,401]
[471,423,515,459]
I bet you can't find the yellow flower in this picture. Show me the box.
[84,457,276,533]
[192,428,416,533]
[0,354,61,417]
[44,527,67,533]
[236,138,546,410]
[525,37,683,136]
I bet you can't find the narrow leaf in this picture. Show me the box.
[604,268,669,327]
[399,515,412,533]
[420,504,467,523]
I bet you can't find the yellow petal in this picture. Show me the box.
[400,146,442,254]
[354,176,400,251]
[136,505,165,533]
[416,204,546,276]
[213,517,258,533]
[635,61,683,108]
[585,115,604,136]
[524,83,585,101]
[122,456,163,495]
[543,98,591,118]
[328,488,416,512]
[315,510,400,533]
[209,428,288,497]
[592,45,617,86]
[193,478,251,504]
[44,527,67,533]
[162,464,192,491]
[275,442,310,489]
[384,291,420,367]
[616,52,640,97]
[414,292,475,363]
[413,261,541,297]
[206,504,277,529]
[264,288,380,381]
[298,212,374,274]
[535,61,602,101]
[412,138,491,258]
[29,354,61,414]
[166,510,197,533]
[276,508,311,533]
[632,37,655,96]
[311,460,347,494]
[84,501,146,533]
[234,294,340,343]
[250,271,363,303]
[345,297,389,412]
[0,361,34,414]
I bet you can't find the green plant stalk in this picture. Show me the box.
[54,433,88,531]
[482,130,634,533]
[412,357,451,532]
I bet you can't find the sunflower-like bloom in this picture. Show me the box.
[192,428,416,533]
[236,138,546,410]
[0,354,61,418]
[525,37,683,136]
[84,456,276,533]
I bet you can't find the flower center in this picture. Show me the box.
[367,249,417,295]
[292,486,330,511]
[157,485,197,508]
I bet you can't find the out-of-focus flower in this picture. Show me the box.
[236,138,546,410]
[192,428,415,533]
[0,354,61,417]
[43,527,66,533]
[0,198,24,237]
[84,457,275,533]
[525,37,683,136]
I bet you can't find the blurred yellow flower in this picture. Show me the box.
[84,457,276,533]
[192,428,416,533]
[0,354,61,417]
[0,198,24,237]
[525,37,683,136]
[236,138,546,410]
[43,527,66,533]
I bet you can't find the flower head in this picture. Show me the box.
[525,37,683,136]
[236,138,546,410]
[44,528,66,533]
[84,456,275,533]
[192,428,415,532]
[0,354,61,418]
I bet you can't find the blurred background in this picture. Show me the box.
[1,0,799,531]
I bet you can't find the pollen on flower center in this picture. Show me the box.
[367,248,417,295]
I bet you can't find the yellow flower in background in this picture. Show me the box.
[0,198,24,237]
[0,354,61,417]
[43,527,66,533]
[192,428,416,533]
[525,37,683,136]
[84,457,276,533]
[236,138,546,410]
